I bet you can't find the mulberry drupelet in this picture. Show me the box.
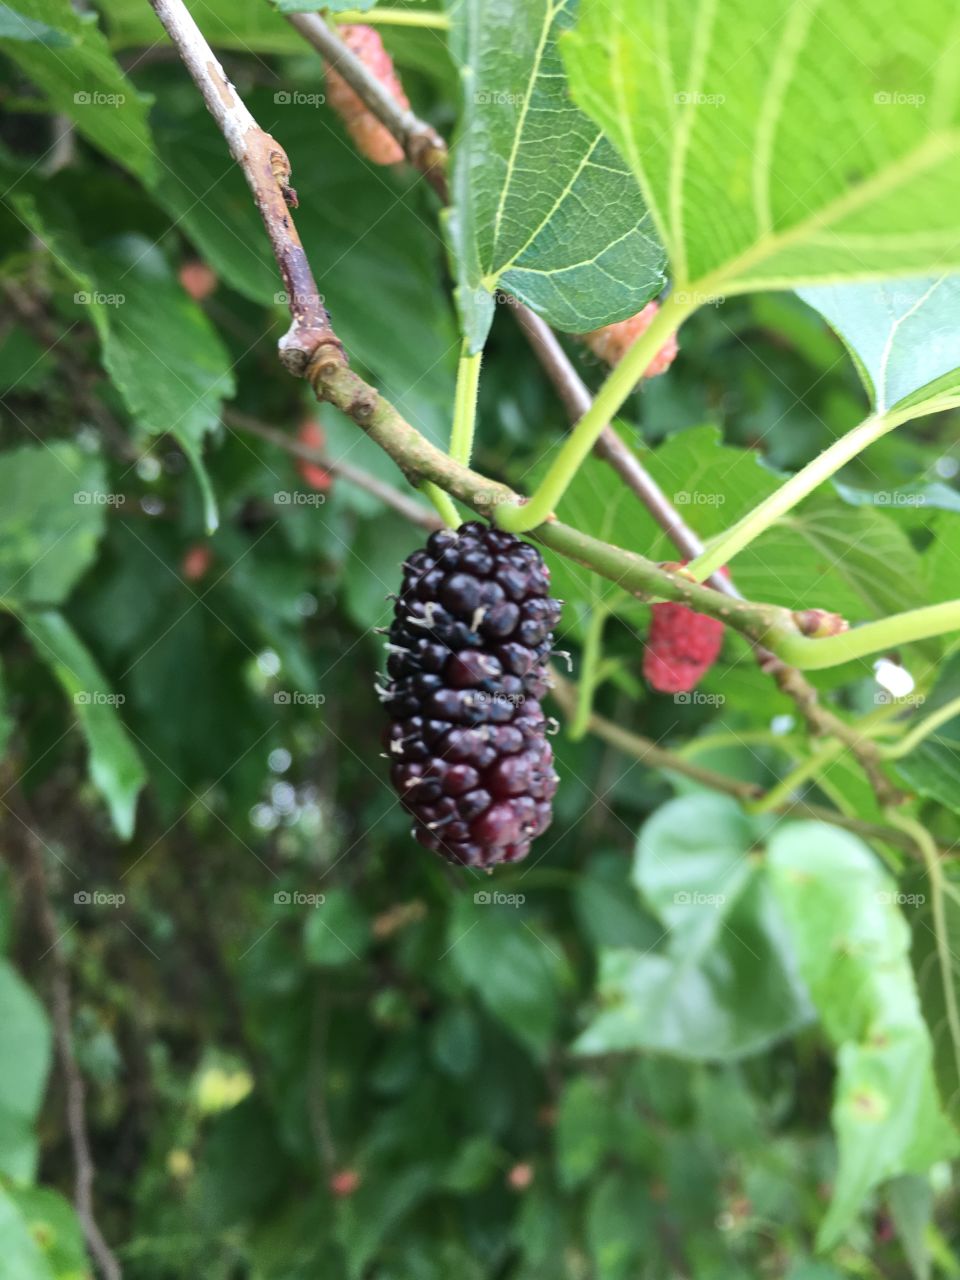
[382,521,561,869]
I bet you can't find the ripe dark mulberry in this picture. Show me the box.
[382,521,561,869]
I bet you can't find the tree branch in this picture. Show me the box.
[285,10,448,197]
[148,0,344,378]
[278,11,899,805]
[548,675,936,858]
[223,408,442,530]
[8,807,122,1280]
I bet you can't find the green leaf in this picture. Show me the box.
[16,198,231,532]
[0,958,51,1181]
[0,4,70,42]
[448,0,665,350]
[894,653,960,815]
[4,1186,88,1279]
[555,1076,615,1190]
[0,1188,55,1280]
[20,609,146,838]
[0,442,106,607]
[563,0,960,297]
[275,0,376,10]
[798,276,960,415]
[767,822,958,1248]
[302,889,371,967]
[575,795,813,1061]
[887,1173,933,1280]
[448,895,570,1059]
[0,0,154,181]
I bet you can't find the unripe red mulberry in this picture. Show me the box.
[324,26,409,166]
[643,566,728,694]
[382,522,561,869]
[582,301,678,377]
[296,419,333,492]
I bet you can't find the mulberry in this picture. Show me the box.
[643,566,728,694]
[382,521,561,869]
[582,300,678,377]
[324,25,409,166]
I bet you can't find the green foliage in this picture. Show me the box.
[447,0,665,349]
[0,0,958,1275]
[563,0,960,293]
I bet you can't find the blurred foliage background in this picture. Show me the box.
[0,1,959,1278]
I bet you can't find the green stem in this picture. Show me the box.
[331,8,451,29]
[495,290,694,532]
[687,410,904,581]
[886,811,960,1088]
[450,341,482,467]
[747,739,845,814]
[421,482,459,529]
[569,605,609,741]
[774,600,960,670]
[881,693,960,759]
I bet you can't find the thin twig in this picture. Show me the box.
[148,0,344,378]
[12,815,122,1280]
[279,13,899,807]
[224,408,442,530]
[285,11,448,197]
[548,674,933,858]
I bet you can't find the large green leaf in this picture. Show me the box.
[0,958,51,1182]
[563,0,960,297]
[0,0,154,181]
[4,1186,88,1279]
[0,1188,56,1280]
[448,0,665,350]
[0,442,106,607]
[15,196,232,532]
[0,3,69,41]
[768,823,958,1248]
[799,276,960,415]
[575,794,813,1061]
[21,609,146,839]
[448,895,570,1059]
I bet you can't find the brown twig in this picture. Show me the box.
[147,0,344,378]
[285,11,448,197]
[224,408,442,531]
[279,14,899,808]
[9,810,123,1280]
